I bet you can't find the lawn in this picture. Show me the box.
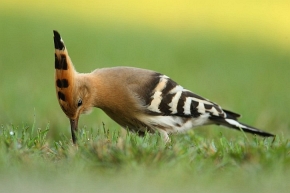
[0,1,290,192]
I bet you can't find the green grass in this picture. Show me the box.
[0,123,289,193]
[0,6,290,193]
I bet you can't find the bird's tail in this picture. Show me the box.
[210,113,275,137]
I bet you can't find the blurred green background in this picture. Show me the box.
[0,0,289,138]
[0,1,290,193]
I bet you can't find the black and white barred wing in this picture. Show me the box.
[146,74,226,118]
[143,74,274,137]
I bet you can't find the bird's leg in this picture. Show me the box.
[158,129,171,143]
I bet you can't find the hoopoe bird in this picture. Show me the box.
[53,30,274,144]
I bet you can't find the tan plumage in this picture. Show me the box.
[53,30,274,144]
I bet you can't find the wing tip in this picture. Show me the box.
[223,109,241,120]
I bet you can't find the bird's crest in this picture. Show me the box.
[53,30,76,117]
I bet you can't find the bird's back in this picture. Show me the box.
[90,67,225,134]
[90,66,274,140]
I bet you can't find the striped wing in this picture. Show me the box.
[145,74,228,119]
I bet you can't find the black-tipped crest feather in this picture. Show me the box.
[53,30,65,50]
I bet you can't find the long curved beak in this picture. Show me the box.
[70,117,79,144]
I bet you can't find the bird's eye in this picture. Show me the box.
[77,99,82,107]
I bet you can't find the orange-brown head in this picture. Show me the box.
[53,30,93,143]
